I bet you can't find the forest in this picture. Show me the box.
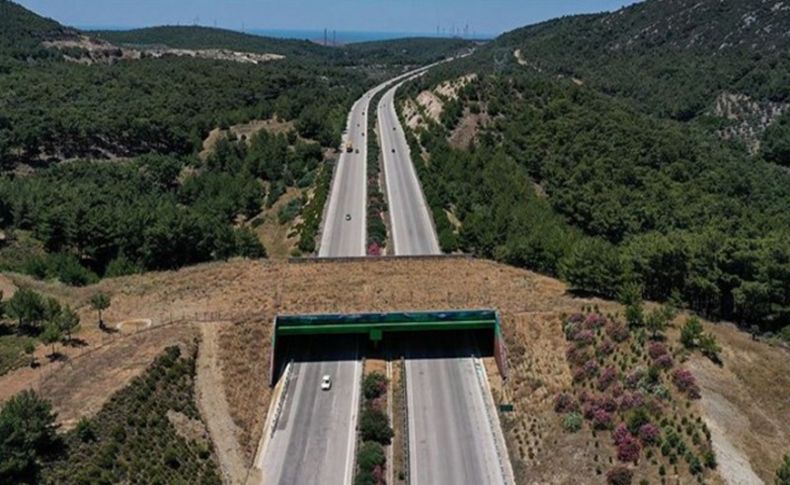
[399,70,790,333]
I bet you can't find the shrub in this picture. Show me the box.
[574,329,595,346]
[563,412,583,432]
[598,367,618,391]
[626,408,651,435]
[554,392,578,414]
[363,372,387,401]
[655,354,673,369]
[584,313,607,329]
[597,338,615,356]
[680,316,703,348]
[606,465,634,485]
[698,333,722,364]
[607,323,630,342]
[593,409,613,430]
[647,342,668,360]
[617,434,642,463]
[775,454,790,484]
[76,418,97,443]
[357,441,386,472]
[566,344,591,366]
[613,422,631,445]
[638,423,661,445]
[625,369,643,389]
[672,368,701,399]
[359,407,393,444]
[619,392,644,411]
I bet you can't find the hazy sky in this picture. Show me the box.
[16,0,642,35]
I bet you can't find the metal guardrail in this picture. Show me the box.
[349,357,366,485]
[269,359,295,439]
[401,357,410,485]
[472,356,513,485]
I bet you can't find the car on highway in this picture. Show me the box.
[321,375,332,391]
[345,214,352,221]
[392,148,395,153]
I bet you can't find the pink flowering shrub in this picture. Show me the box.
[582,359,599,378]
[566,345,591,366]
[606,323,630,342]
[638,423,661,445]
[619,392,644,411]
[574,329,595,346]
[554,392,578,413]
[367,242,382,256]
[610,382,624,398]
[672,368,701,399]
[597,338,615,356]
[598,366,618,391]
[648,341,668,360]
[593,409,613,430]
[584,313,607,330]
[567,313,585,324]
[616,433,642,462]
[613,422,631,445]
[655,353,673,369]
[624,369,643,389]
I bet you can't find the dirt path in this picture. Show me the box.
[197,324,248,485]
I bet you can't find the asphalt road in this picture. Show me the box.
[319,66,438,258]
[378,78,441,256]
[376,64,513,484]
[260,339,361,485]
[405,338,512,485]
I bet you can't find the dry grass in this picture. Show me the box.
[255,187,303,259]
[0,256,786,482]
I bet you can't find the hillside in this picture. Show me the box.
[91,25,333,59]
[395,0,790,335]
[0,0,77,60]
[0,257,787,483]
[488,0,790,163]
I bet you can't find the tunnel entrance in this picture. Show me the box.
[270,309,507,386]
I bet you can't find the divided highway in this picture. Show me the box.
[379,75,515,484]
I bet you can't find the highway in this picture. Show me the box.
[259,338,361,485]
[378,80,441,255]
[319,65,438,258]
[379,71,514,484]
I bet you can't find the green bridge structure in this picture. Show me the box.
[269,309,508,386]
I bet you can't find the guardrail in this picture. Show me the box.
[349,357,366,485]
[472,356,514,485]
[401,357,410,485]
[288,253,473,264]
[269,359,295,439]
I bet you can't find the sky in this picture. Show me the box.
[16,0,642,36]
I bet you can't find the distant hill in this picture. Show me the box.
[0,0,78,62]
[487,0,790,161]
[90,25,333,59]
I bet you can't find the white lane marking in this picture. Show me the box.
[405,357,419,485]
[343,347,362,485]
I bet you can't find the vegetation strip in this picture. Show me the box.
[366,89,389,255]
[354,369,394,485]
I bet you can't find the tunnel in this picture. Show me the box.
[269,309,507,386]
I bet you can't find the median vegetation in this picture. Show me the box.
[366,92,389,255]
[355,371,393,485]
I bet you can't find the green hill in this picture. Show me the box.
[395,0,790,332]
[0,0,77,63]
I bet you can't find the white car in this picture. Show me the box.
[321,375,332,391]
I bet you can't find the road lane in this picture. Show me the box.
[260,339,361,485]
[378,77,441,256]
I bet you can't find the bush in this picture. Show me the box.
[776,454,790,484]
[638,423,661,445]
[563,412,583,432]
[616,434,642,463]
[357,441,385,472]
[680,316,703,348]
[359,407,393,444]
[606,465,634,485]
[592,409,613,430]
[598,367,618,391]
[554,392,578,413]
[362,372,387,401]
[0,390,59,482]
[672,368,701,399]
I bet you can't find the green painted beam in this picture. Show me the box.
[276,319,496,336]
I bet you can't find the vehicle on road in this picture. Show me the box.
[345,214,352,221]
[321,375,332,390]
[345,141,353,153]
[355,148,359,153]
[392,148,396,153]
